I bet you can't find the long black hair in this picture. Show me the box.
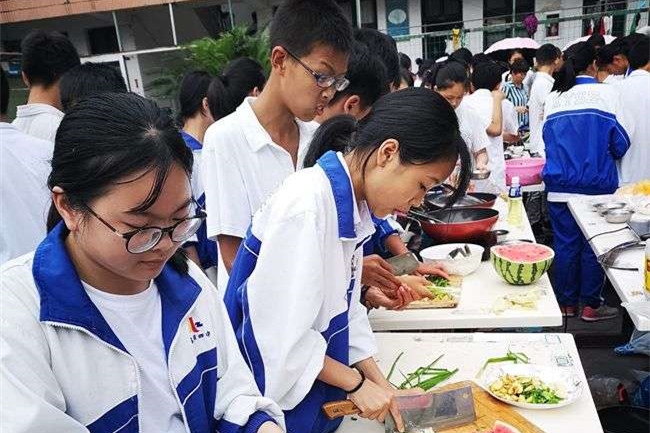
[421,60,468,89]
[553,42,596,93]
[177,70,212,125]
[48,92,194,273]
[207,57,266,120]
[305,88,472,205]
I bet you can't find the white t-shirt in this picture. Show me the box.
[615,69,650,185]
[12,103,64,142]
[83,281,185,433]
[0,123,53,264]
[528,71,554,155]
[201,97,316,293]
[462,89,507,193]
[456,101,489,156]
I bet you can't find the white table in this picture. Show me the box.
[568,195,650,331]
[336,333,602,433]
[369,198,562,331]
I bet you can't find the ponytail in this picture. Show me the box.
[303,115,357,168]
[206,75,231,121]
[206,57,266,121]
[552,42,595,93]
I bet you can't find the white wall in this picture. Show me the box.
[463,0,484,55]
[376,0,423,65]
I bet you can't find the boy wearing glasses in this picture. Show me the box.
[202,0,353,294]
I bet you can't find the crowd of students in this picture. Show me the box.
[0,0,648,431]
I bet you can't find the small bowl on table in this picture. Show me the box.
[604,208,634,224]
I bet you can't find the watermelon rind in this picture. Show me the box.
[490,243,555,285]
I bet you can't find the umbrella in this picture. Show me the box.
[484,37,540,54]
[484,37,540,65]
[563,35,617,51]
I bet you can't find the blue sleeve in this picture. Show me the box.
[609,118,631,160]
[370,216,398,254]
[216,411,276,433]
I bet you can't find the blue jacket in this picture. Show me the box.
[0,223,283,433]
[542,76,631,195]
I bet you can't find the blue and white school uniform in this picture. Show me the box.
[181,131,218,272]
[224,151,377,433]
[542,75,631,308]
[0,223,284,433]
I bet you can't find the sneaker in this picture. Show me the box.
[560,306,577,317]
[581,305,619,322]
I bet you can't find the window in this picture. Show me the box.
[546,13,559,37]
[336,0,377,29]
[88,26,119,55]
[483,0,534,49]
[582,0,627,37]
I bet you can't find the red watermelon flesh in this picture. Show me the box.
[493,420,522,433]
[492,244,553,263]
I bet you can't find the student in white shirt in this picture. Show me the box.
[528,44,562,156]
[615,35,650,185]
[0,70,53,264]
[12,30,80,142]
[202,0,354,293]
[224,88,472,433]
[463,61,510,192]
[422,60,489,172]
[0,93,284,433]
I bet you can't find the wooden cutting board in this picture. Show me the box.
[436,381,545,433]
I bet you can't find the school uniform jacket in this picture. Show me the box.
[0,223,284,433]
[224,151,377,433]
[542,76,631,197]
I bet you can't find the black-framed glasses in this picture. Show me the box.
[83,200,207,254]
[284,47,350,91]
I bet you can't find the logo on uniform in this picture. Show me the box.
[187,316,211,343]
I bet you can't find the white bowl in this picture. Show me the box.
[420,243,484,276]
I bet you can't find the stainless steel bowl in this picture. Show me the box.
[604,208,634,224]
[471,169,491,180]
[596,202,627,216]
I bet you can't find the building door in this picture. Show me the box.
[483,0,535,50]
[421,0,463,60]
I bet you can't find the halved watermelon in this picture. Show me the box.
[493,420,522,433]
[491,243,554,285]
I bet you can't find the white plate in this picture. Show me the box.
[482,363,583,409]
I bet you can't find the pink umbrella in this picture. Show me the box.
[563,35,617,51]
[484,37,540,54]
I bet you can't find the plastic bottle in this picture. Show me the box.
[507,176,523,227]
[643,239,650,300]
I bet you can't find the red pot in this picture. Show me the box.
[417,208,500,243]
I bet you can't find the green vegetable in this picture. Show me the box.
[476,349,530,378]
[386,353,458,391]
[426,275,449,287]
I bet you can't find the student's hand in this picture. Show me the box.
[364,286,417,310]
[348,379,403,431]
[257,421,284,433]
[415,262,450,280]
[397,275,435,300]
[515,106,528,114]
[362,255,401,296]
[491,89,506,101]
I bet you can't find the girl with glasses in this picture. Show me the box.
[0,92,284,433]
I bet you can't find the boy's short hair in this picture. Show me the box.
[330,42,389,109]
[586,34,605,48]
[510,58,529,74]
[399,52,412,71]
[20,30,80,88]
[628,36,650,70]
[471,61,502,91]
[470,53,491,69]
[60,62,127,112]
[595,44,617,67]
[269,0,353,58]
[535,43,561,66]
[354,28,400,87]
